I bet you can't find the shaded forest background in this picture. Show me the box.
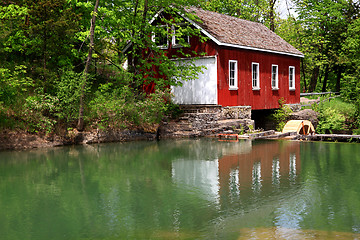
[1,0,360,134]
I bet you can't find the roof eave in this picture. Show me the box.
[217,42,304,58]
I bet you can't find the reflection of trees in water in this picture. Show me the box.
[1,140,360,239]
[205,141,360,238]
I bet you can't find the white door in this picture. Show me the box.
[172,57,217,104]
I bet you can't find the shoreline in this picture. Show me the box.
[2,127,360,152]
[0,128,158,151]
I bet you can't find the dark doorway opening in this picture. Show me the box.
[251,109,277,130]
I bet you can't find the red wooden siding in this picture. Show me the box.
[217,47,301,110]
[149,18,301,110]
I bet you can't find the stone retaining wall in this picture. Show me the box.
[221,106,252,119]
[179,105,252,120]
[159,105,254,139]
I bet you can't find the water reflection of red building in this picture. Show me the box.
[218,141,301,198]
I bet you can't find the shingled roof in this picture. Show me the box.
[184,7,303,57]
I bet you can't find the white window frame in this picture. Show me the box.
[172,24,190,48]
[289,66,295,90]
[271,64,279,90]
[229,60,238,90]
[252,62,260,90]
[152,25,168,49]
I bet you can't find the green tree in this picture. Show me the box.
[1,0,81,91]
[201,0,267,22]
[200,0,281,31]
[340,17,360,112]
[121,2,206,95]
[292,0,359,92]
[77,0,100,131]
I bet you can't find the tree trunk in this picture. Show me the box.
[269,0,276,31]
[77,0,100,131]
[309,66,320,92]
[43,5,47,83]
[128,0,148,94]
[301,58,307,91]
[322,65,329,92]
[336,66,342,92]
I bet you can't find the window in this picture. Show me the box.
[252,62,260,90]
[172,24,190,47]
[152,25,168,49]
[271,64,278,89]
[289,66,295,90]
[229,60,238,90]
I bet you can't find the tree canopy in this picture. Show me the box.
[0,0,360,133]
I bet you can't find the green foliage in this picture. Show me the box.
[313,98,358,134]
[0,4,29,54]
[200,0,267,22]
[353,128,360,135]
[2,0,359,135]
[272,98,293,132]
[340,18,360,109]
[23,94,58,134]
[341,75,360,107]
[89,83,132,129]
[125,6,206,93]
[89,82,171,130]
[0,66,34,105]
[277,0,359,92]
[55,70,89,123]
[165,102,183,119]
[25,0,81,67]
[316,108,345,134]
[200,0,279,31]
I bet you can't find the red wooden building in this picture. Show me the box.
[145,7,303,110]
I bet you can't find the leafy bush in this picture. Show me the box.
[0,66,33,105]
[89,82,171,131]
[55,70,89,123]
[313,98,358,134]
[316,108,345,134]
[272,98,293,132]
[23,93,58,134]
[89,83,131,129]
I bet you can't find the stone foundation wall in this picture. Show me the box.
[159,105,254,138]
[179,105,252,120]
[221,106,252,119]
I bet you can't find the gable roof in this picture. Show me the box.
[184,7,303,57]
[124,7,303,57]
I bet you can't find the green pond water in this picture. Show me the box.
[1,139,360,239]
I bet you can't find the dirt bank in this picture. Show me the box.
[0,128,157,151]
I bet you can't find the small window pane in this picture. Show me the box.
[229,60,237,89]
[272,65,278,89]
[252,63,259,89]
[289,66,295,89]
